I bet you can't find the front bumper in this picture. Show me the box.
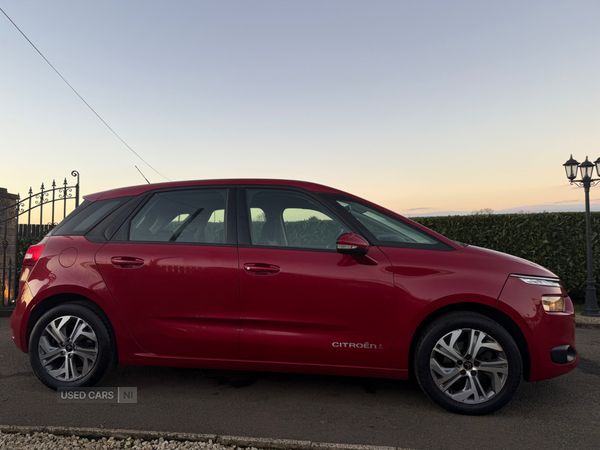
[496,275,578,382]
[551,345,577,365]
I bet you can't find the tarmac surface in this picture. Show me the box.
[1,316,600,450]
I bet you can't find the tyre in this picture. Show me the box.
[29,303,116,390]
[414,312,522,415]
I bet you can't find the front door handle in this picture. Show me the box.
[243,263,280,275]
[111,257,145,268]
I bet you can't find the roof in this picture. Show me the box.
[83,179,350,201]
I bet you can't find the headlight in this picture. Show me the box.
[514,276,561,288]
[542,296,565,312]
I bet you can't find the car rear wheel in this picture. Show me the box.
[414,312,522,415]
[29,303,115,390]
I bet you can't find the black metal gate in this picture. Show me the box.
[0,171,79,311]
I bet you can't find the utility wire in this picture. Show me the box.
[0,7,171,182]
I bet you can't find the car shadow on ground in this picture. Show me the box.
[108,364,422,396]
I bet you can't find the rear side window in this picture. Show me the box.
[52,198,125,236]
[129,189,227,244]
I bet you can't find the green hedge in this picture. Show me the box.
[412,212,600,303]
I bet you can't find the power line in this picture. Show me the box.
[0,7,171,182]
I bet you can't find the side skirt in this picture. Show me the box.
[120,354,409,380]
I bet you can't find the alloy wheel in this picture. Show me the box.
[38,315,98,382]
[429,328,509,404]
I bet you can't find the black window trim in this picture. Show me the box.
[101,194,151,241]
[237,185,361,252]
[319,193,455,252]
[83,195,142,243]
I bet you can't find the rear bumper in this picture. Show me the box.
[496,276,578,382]
[9,280,30,353]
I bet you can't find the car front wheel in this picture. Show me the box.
[29,303,115,390]
[414,312,522,415]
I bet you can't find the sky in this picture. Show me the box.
[1,1,599,217]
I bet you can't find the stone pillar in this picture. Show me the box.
[0,187,19,307]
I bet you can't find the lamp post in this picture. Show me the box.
[563,155,600,316]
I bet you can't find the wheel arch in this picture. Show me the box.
[408,302,531,381]
[26,293,117,361]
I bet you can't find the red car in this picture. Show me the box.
[10,179,577,414]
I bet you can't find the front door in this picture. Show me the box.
[238,188,395,368]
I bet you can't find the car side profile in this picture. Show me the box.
[10,179,578,415]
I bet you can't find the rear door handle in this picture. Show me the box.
[111,257,145,268]
[243,263,280,275]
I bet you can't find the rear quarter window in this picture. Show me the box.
[51,198,126,236]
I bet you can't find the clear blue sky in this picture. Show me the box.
[1,1,599,216]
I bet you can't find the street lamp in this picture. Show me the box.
[563,155,600,316]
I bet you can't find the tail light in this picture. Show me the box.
[23,244,44,267]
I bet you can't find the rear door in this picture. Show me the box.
[238,187,395,368]
[95,187,240,359]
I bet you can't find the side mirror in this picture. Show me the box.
[336,233,369,256]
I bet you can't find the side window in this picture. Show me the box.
[129,189,227,244]
[52,198,129,236]
[204,209,225,243]
[336,199,439,246]
[249,208,267,243]
[246,189,349,250]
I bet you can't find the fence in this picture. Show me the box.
[0,171,79,310]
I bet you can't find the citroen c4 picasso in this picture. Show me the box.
[10,179,578,414]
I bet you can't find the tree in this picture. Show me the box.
[471,208,494,215]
